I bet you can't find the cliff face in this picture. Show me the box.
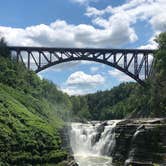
[112,119,166,166]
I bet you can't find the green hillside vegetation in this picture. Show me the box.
[70,82,150,120]
[70,32,166,120]
[0,39,71,165]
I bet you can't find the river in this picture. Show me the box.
[69,120,120,166]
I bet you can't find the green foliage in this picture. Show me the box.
[155,32,166,50]
[70,82,142,120]
[70,95,91,120]
[0,85,68,165]
[0,37,10,58]
[0,39,71,164]
[149,32,166,116]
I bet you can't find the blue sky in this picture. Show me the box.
[0,0,165,95]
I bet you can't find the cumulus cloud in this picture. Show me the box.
[1,0,165,49]
[150,13,166,32]
[0,19,137,48]
[86,0,166,48]
[86,6,113,17]
[66,71,105,86]
[86,0,166,25]
[61,71,105,95]
[108,69,134,82]
[4,1,160,49]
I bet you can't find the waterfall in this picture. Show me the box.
[69,120,120,166]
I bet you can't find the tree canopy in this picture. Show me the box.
[0,37,10,58]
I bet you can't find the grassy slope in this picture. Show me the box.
[0,84,67,165]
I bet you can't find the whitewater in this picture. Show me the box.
[69,120,120,166]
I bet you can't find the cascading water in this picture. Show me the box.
[69,120,120,166]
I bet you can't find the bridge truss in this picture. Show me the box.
[8,46,155,85]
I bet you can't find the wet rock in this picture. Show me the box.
[125,159,153,166]
[91,122,107,145]
[136,124,145,131]
[58,156,78,166]
[102,121,108,126]
[91,132,101,146]
[111,118,166,166]
[97,122,106,133]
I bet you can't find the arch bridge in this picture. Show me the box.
[8,46,155,85]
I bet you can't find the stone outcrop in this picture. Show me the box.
[111,118,166,166]
[57,156,79,166]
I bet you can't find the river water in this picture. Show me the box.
[69,120,120,166]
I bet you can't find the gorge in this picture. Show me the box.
[0,32,166,165]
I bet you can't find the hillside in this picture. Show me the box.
[0,41,72,165]
[70,82,151,120]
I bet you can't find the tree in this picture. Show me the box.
[155,32,166,50]
[154,33,166,80]
[150,32,166,116]
[0,37,10,58]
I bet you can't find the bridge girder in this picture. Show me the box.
[8,46,155,85]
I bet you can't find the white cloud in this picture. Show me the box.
[150,13,166,32]
[85,6,104,17]
[0,26,36,46]
[0,19,137,48]
[6,1,162,49]
[61,71,105,95]
[86,0,166,48]
[1,1,165,50]
[108,69,134,82]
[86,0,166,24]
[85,6,113,17]
[66,71,105,86]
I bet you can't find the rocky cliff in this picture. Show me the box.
[112,119,166,166]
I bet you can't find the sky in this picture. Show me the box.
[0,0,166,95]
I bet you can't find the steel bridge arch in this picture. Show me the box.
[8,46,155,86]
[36,57,144,85]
